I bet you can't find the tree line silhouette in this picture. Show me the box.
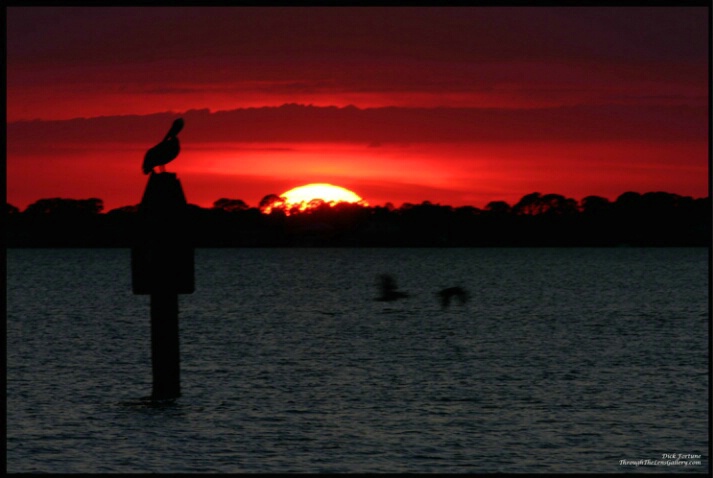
[5,191,710,247]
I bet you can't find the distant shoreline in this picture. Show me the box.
[6,191,710,248]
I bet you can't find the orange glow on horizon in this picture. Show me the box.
[262,183,367,214]
[5,138,709,213]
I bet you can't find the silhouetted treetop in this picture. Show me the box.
[258,194,286,214]
[24,197,104,216]
[213,198,249,212]
[485,201,511,215]
[580,195,611,215]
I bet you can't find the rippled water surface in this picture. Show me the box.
[7,248,709,473]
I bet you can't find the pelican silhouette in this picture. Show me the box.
[437,286,469,308]
[142,118,184,174]
[375,274,410,301]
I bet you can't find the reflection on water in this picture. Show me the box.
[6,248,709,473]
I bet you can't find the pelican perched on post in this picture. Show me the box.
[142,118,184,174]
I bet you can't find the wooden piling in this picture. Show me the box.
[150,292,181,400]
[131,172,194,401]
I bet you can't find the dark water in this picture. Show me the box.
[6,247,709,473]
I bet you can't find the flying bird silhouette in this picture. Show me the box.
[375,274,410,301]
[142,118,184,174]
[437,286,469,308]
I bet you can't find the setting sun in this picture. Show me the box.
[279,183,366,213]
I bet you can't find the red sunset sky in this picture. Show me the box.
[6,6,710,212]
